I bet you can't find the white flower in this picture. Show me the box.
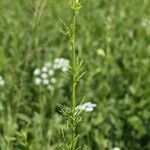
[43,79,49,85]
[113,147,121,150]
[84,107,94,112]
[33,60,58,91]
[76,102,96,113]
[33,68,40,76]
[51,78,57,84]
[42,66,48,72]
[53,58,70,72]
[48,69,54,76]
[41,73,48,79]
[34,78,41,85]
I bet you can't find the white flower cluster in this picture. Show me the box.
[0,75,5,87]
[33,58,70,90]
[76,102,96,112]
[33,63,56,91]
[53,58,70,72]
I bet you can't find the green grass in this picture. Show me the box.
[0,0,150,149]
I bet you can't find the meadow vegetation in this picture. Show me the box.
[0,0,150,149]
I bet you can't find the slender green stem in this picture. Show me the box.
[71,7,77,150]
[72,11,76,114]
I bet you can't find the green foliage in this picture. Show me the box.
[0,0,150,149]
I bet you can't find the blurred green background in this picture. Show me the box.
[0,0,150,149]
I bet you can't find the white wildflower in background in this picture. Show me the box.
[112,147,121,150]
[0,76,5,87]
[76,102,96,113]
[33,68,40,76]
[53,58,70,72]
[34,77,41,85]
[41,73,48,79]
[48,69,54,76]
[43,79,49,85]
[42,66,48,72]
[33,58,69,91]
[33,62,56,91]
